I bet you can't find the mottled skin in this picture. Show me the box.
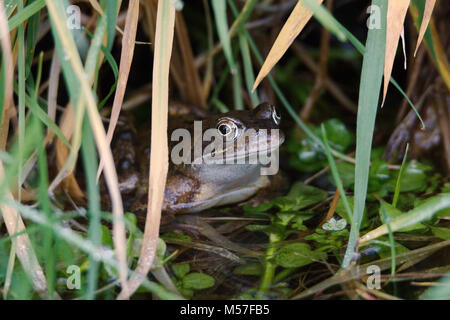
[112,103,285,221]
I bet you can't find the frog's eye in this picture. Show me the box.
[272,108,281,125]
[217,119,239,139]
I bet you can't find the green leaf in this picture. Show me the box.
[101,225,113,247]
[378,201,426,232]
[172,263,190,279]
[243,202,274,214]
[317,119,354,152]
[246,224,288,240]
[156,238,167,260]
[182,273,215,290]
[430,227,450,240]
[272,182,328,211]
[179,287,194,299]
[274,243,326,268]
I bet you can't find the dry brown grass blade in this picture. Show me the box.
[0,162,56,299]
[174,12,206,108]
[45,51,60,141]
[97,0,139,179]
[55,105,85,201]
[117,0,175,300]
[252,0,324,91]
[382,0,410,106]
[413,0,436,57]
[0,0,14,150]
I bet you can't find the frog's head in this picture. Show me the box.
[197,103,285,164]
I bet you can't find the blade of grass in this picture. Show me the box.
[360,194,450,244]
[0,0,14,150]
[105,0,120,52]
[253,0,324,90]
[97,0,139,180]
[212,0,235,74]
[212,0,243,109]
[413,0,436,56]
[117,0,176,300]
[24,0,41,81]
[33,53,57,299]
[17,0,25,203]
[7,0,45,31]
[382,0,410,106]
[379,201,397,293]
[392,144,409,208]
[410,0,450,91]
[81,114,102,300]
[342,0,387,269]
[238,33,259,107]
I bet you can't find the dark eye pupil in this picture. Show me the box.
[219,124,230,135]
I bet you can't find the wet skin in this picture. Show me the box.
[112,103,285,219]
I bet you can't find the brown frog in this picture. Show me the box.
[112,102,285,222]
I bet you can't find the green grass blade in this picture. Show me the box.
[8,0,45,31]
[211,0,235,73]
[342,0,387,269]
[103,0,119,52]
[361,194,450,243]
[379,202,397,286]
[81,115,101,300]
[392,144,409,208]
[238,31,259,107]
[17,0,26,202]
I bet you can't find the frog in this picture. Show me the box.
[111,102,285,223]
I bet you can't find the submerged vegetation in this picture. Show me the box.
[0,0,449,300]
